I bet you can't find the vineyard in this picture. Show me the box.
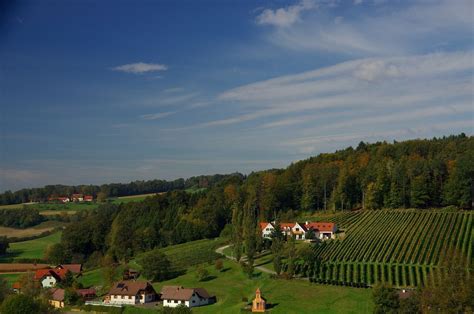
[301,210,473,288]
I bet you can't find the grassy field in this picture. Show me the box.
[153,259,373,314]
[0,231,62,262]
[0,220,66,238]
[78,268,106,288]
[0,273,21,287]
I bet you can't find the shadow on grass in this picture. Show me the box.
[267,302,279,309]
[201,275,217,282]
[220,267,231,273]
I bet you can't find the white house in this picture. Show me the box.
[260,222,308,240]
[34,268,69,288]
[160,286,215,308]
[106,281,156,305]
[260,221,338,240]
[304,222,338,239]
[260,222,275,238]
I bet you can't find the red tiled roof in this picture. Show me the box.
[305,222,335,232]
[35,268,68,281]
[12,282,21,289]
[280,222,296,229]
[260,222,271,230]
[84,195,93,200]
[34,268,53,280]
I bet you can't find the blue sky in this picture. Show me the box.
[1,0,473,191]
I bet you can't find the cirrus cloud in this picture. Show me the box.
[112,62,168,74]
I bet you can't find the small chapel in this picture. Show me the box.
[251,288,267,312]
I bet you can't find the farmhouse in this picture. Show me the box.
[160,286,215,308]
[259,221,338,240]
[304,222,337,239]
[34,268,69,288]
[49,288,65,308]
[76,288,97,301]
[106,280,156,305]
[71,194,84,202]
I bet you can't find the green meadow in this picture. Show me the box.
[152,259,373,314]
[0,231,62,262]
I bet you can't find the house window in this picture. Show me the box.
[295,228,299,231]
[174,300,177,303]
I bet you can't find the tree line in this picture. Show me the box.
[43,135,472,267]
[0,173,243,205]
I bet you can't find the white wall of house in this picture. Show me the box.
[110,294,137,305]
[261,223,274,238]
[292,223,306,240]
[41,276,57,288]
[164,299,186,308]
[163,294,209,308]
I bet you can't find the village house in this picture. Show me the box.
[160,286,215,308]
[34,268,69,288]
[48,288,96,308]
[49,288,65,308]
[76,288,97,301]
[71,194,84,202]
[105,280,156,305]
[84,195,94,202]
[304,222,337,239]
[259,221,338,240]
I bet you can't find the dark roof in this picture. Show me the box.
[160,286,212,301]
[57,264,82,273]
[108,281,155,296]
[50,288,65,302]
[76,288,96,297]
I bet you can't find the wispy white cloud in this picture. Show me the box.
[256,0,316,27]
[112,62,168,74]
[140,111,176,120]
[260,0,473,55]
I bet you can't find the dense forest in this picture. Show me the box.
[0,173,242,205]
[0,208,44,229]
[48,134,473,266]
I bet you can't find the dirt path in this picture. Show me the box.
[215,244,276,275]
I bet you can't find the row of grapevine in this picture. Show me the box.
[303,211,473,287]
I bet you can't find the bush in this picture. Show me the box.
[215,259,224,271]
[196,266,209,281]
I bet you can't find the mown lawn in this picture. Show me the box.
[0,232,62,262]
[153,259,373,314]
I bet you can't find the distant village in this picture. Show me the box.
[48,194,94,203]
